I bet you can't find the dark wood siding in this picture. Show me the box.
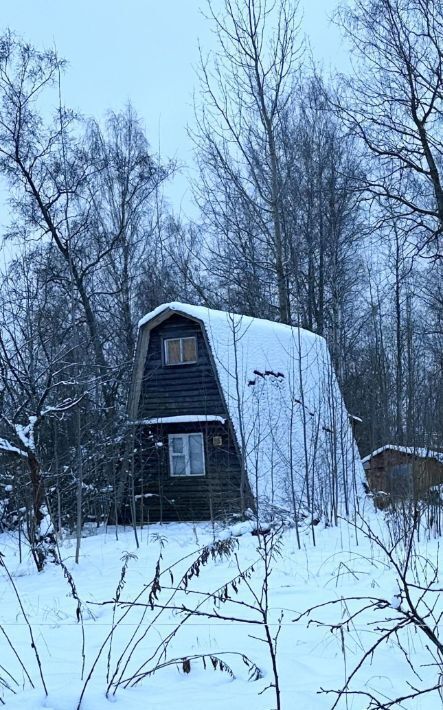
[128,313,249,522]
[126,420,247,522]
[138,314,226,419]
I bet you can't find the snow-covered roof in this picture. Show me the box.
[133,302,364,518]
[362,445,443,465]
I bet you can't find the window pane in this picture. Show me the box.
[172,454,186,476]
[171,437,183,454]
[165,339,181,364]
[182,337,197,363]
[189,434,204,475]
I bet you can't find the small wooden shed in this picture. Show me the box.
[362,446,443,500]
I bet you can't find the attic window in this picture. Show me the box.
[164,337,197,365]
[169,433,205,476]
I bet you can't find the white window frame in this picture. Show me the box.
[168,433,206,477]
[164,336,197,366]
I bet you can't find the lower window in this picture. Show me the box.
[169,433,205,476]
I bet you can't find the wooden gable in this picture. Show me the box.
[138,313,226,420]
[125,312,250,522]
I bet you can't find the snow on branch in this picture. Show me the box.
[0,437,28,459]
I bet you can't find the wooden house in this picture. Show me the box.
[126,303,363,523]
[362,445,443,501]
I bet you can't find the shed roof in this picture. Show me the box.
[132,302,364,517]
[362,445,443,465]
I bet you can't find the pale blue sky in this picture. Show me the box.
[0,0,345,219]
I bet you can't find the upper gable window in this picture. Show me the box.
[164,336,197,365]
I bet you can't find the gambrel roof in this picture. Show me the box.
[130,302,364,518]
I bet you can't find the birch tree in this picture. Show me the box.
[193,0,303,323]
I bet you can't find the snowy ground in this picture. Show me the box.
[0,514,442,709]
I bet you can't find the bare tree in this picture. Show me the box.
[335,0,443,257]
[84,105,174,387]
[0,254,82,570]
[0,34,174,416]
[193,0,303,323]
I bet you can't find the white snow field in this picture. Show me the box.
[0,516,441,709]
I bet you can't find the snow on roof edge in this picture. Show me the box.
[138,302,323,344]
[362,445,443,464]
[136,415,226,425]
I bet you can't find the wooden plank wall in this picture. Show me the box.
[138,314,226,419]
[125,421,246,522]
[126,314,248,522]
[365,449,443,498]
